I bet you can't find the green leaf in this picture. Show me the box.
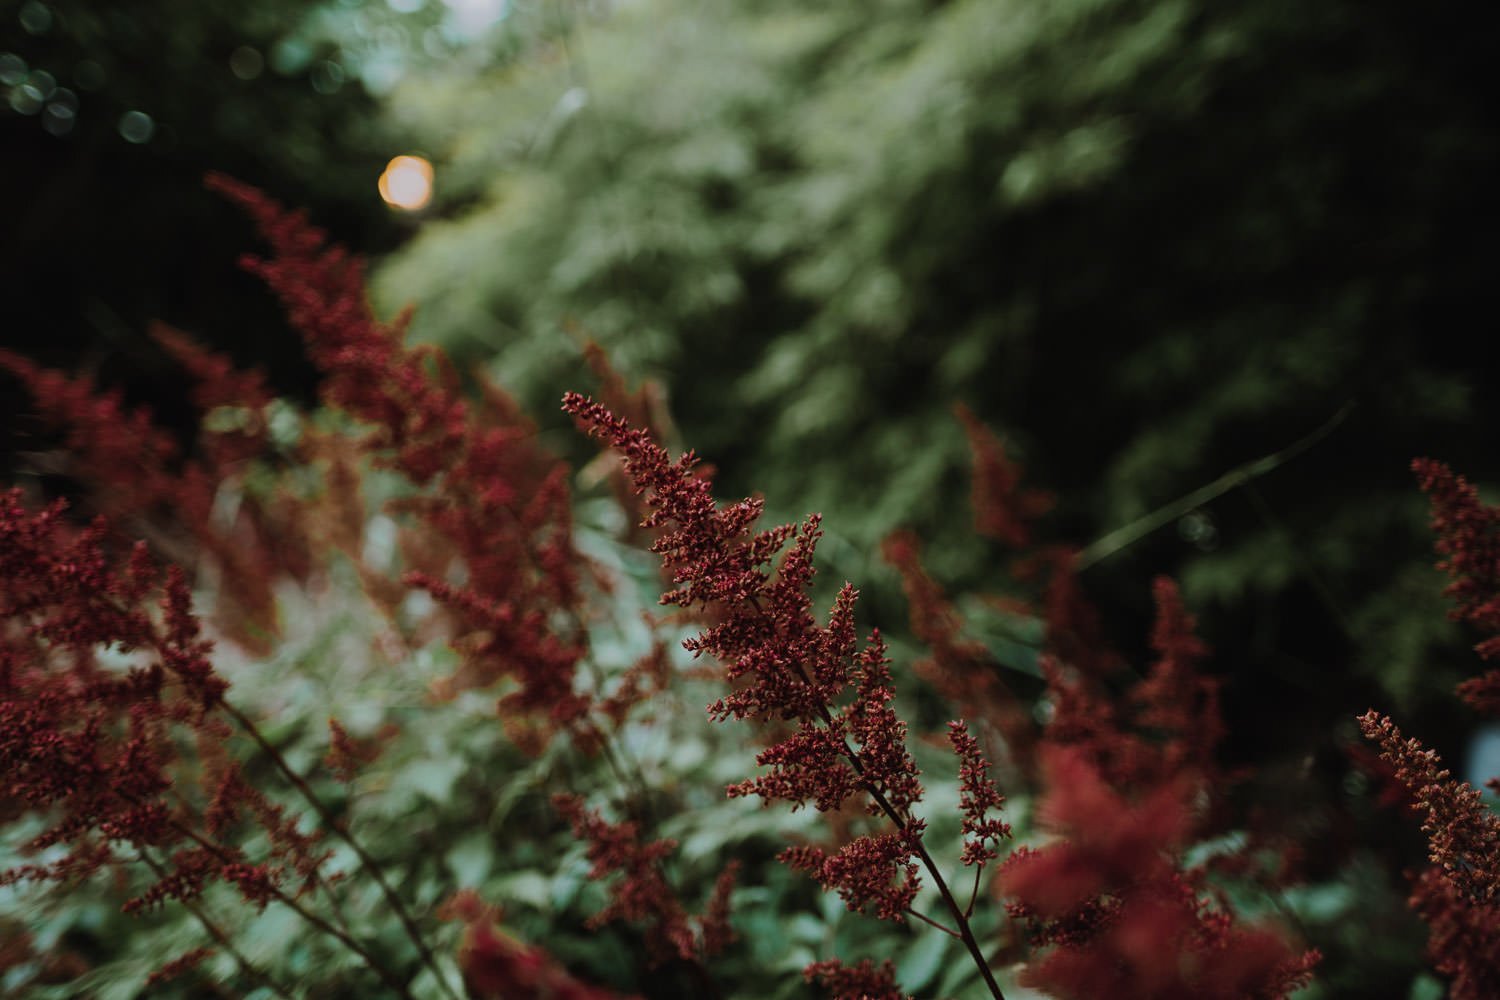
[896,926,950,993]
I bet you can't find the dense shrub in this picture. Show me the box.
[2,181,1495,999]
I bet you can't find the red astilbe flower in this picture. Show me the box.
[1413,458,1500,714]
[1,491,468,997]
[148,322,276,468]
[1128,576,1224,783]
[0,350,185,519]
[1408,868,1500,1000]
[1361,459,1500,998]
[804,957,909,1000]
[0,335,292,652]
[953,406,1118,679]
[1003,543,1126,681]
[144,947,214,987]
[954,403,1054,549]
[1358,711,1500,998]
[206,174,592,739]
[322,717,390,784]
[578,340,687,541]
[561,396,925,862]
[949,720,1012,867]
[881,530,1038,775]
[1357,713,1500,903]
[552,794,738,967]
[1000,579,1315,999]
[1042,577,1223,794]
[562,395,1010,998]
[439,889,643,1000]
[0,491,334,927]
[1000,750,1317,1000]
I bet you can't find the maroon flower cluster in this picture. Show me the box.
[1412,458,1500,713]
[1357,460,1500,998]
[1,486,466,998]
[206,173,591,741]
[881,530,1038,774]
[552,793,738,967]
[0,489,328,932]
[948,720,1012,867]
[0,340,287,652]
[440,888,643,1000]
[6,180,710,995]
[562,397,924,854]
[803,956,908,1000]
[1358,713,1500,902]
[999,578,1316,999]
[562,394,1010,996]
[1357,712,1500,999]
[953,403,1054,549]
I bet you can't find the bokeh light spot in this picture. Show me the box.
[26,69,54,100]
[18,2,51,36]
[230,46,264,81]
[378,155,434,212]
[41,101,74,136]
[443,0,508,37]
[9,85,42,115]
[0,53,26,86]
[118,110,154,144]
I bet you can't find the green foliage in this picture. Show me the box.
[372,0,1498,727]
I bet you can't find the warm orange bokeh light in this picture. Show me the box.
[378,155,433,212]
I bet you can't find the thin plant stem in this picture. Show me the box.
[136,850,296,1000]
[1075,402,1354,571]
[867,780,1006,1000]
[219,701,463,1000]
[743,596,1008,1000]
[904,906,962,939]
[131,801,418,1000]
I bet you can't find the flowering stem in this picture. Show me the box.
[148,810,419,999]
[867,782,1007,1000]
[966,864,984,919]
[136,850,296,999]
[220,701,462,1000]
[767,624,1006,997]
[903,906,962,939]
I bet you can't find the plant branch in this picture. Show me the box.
[904,906,962,939]
[746,594,1007,1000]
[136,849,296,1000]
[138,804,418,1000]
[219,700,463,1000]
[1075,402,1353,571]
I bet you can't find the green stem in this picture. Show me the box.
[221,701,463,1000]
[136,850,296,1000]
[1075,402,1354,571]
[147,810,417,999]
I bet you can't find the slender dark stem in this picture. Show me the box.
[136,850,296,1000]
[220,701,462,1000]
[152,813,418,1000]
[904,906,962,938]
[741,596,1007,999]
[1075,402,1353,571]
[966,863,984,919]
[866,782,1007,1000]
